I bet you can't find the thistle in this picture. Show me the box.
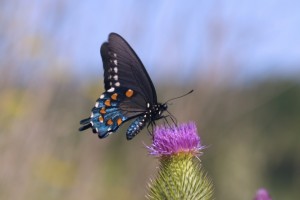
[254,188,272,200]
[146,122,213,200]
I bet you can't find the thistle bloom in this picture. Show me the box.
[254,188,272,200]
[146,122,213,200]
[147,122,205,156]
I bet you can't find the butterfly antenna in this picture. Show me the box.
[165,90,194,104]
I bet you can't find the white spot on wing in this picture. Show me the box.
[95,102,99,107]
[113,75,118,80]
[115,82,120,87]
[113,53,117,57]
[107,87,115,92]
[113,60,118,65]
[100,94,105,99]
[114,67,118,73]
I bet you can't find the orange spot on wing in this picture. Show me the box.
[111,93,118,100]
[100,107,106,114]
[104,99,111,106]
[99,115,104,123]
[125,89,134,98]
[117,118,122,126]
[106,119,113,126]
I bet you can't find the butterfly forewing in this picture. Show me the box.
[102,33,157,104]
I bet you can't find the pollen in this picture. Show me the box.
[104,99,111,106]
[125,89,134,98]
[111,93,118,100]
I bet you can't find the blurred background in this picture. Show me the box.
[1,0,300,199]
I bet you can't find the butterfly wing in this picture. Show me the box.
[102,33,157,105]
[79,33,158,139]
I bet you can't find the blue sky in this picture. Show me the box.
[6,0,300,83]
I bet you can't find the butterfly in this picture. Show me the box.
[79,33,168,140]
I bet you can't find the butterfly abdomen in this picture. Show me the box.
[126,115,149,140]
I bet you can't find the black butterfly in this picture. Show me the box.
[79,33,168,140]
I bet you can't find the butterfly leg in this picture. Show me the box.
[147,122,153,136]
[166,110,178,126]
[147,122,158,140]
[156,113,177,128]
[164,115,177,131]
[162,115,171,128]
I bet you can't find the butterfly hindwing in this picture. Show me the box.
[80,89,128,138]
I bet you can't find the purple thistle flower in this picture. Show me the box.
[147,122,205,156]
[254,188,272,200]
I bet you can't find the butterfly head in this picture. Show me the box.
[161,103,168,112]
[157,103,168,116]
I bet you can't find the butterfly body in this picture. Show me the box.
[126,103,167,140]
[79,33,167,140]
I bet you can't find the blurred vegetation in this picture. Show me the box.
[1,1,300,199]
[1,67,300,199]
